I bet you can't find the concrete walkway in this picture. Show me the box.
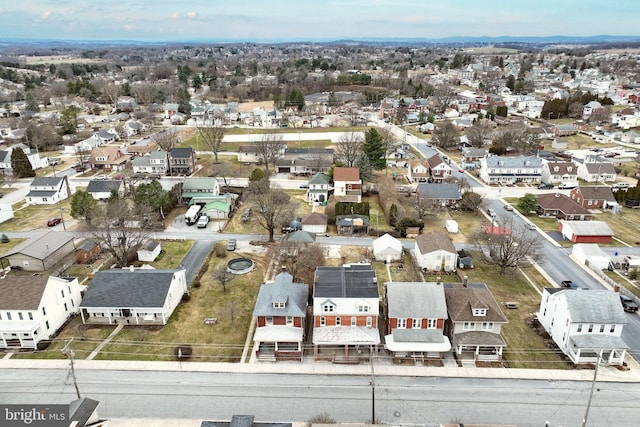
[86,324,123,360]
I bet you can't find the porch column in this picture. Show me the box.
[107,311,112,324]
[344,344,349,357]
[161,312,166,324]
[80,310,85,324]
[274,342,279,352]
[314,344,319,360]
[575,348,581,362]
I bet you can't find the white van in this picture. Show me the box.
[558,182,578,189]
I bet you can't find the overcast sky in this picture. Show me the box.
[0,0,638,41]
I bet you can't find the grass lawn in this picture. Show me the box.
[459,252,570,369]
[0,238,27,255]
[3,198,75,232]
[593,209,640,246]
[150,240,196,269]
[443,210,485,243]
[94,252,266,362]
[364,194,393,233]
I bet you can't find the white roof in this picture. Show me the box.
[372,233,402,255]
[312,326,380,345]
[384,332,451,352]
[253,325,303,342]
[561,220,614,236]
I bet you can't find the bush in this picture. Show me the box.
[213,242,227,258]
[307,413,336,425]
[174,344,193,360]
[181,293,191,302]
[37,340,52,351]
[192,280,201,288]
[395,217,424,237]
[0,234,9,243]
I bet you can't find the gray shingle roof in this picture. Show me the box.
[484,155,542,169]
[79,269,179,308]
[86,179,123,193]
[253,272,308,317]
[416,183,462,200]
[26,190,57,197]
[415,231,456,255]
[444,282,508,323]
[0,275,48,310]
[565,290,627,324]
[386,282,448,319]
[314,264,378,299]
[0,231,74,260]
[170,147,193,158]
[31,176,64,186]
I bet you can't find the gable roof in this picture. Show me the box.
[563,290,627,324]
[183,177,217,191]
[386,282,448,318]
[0,231,74,260]
[585,162,616,175]
[444,282,508,323]
[79,269,180,308]
[372,233,402,254]
[285,230,316,243]
[301,212,328,226]
[545,161,577,175]
[30,176,64,187]
[314,264,378,299]
[253,272,308,317]
[575,186,615,201]
[415,231,456,254]
[308,172,329,185]
[426,154,444,168]
[333,167,360,182]
[416,183,462,200]
[86,179,123,193]
[0,275,49,310]
[537,193,591,215]
[485,155,542,169]
[169,147,194,158]
[560,220,614,236]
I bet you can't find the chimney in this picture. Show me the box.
[436,276,441,285]
[463,275,468,287]
[281,265,287,272]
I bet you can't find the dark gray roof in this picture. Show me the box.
[31,176,64,186]
[314,264,378,299]
[80,269,179,308]
[0,231,74,260]
[69,397,100,426]
[253,272,308,317]
[416,183,462,200]
[0,151,9,162]
[285,230,316,243]
[170,147,193,158]
[26,190,57,197]
[86,179,122,193]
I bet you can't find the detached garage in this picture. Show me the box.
[373,233,403,263]
[572,244,611,270]
[559,220,614,243]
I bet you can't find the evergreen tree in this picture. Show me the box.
[70,190,98,222]
[363,128,386,170]
[354,153,373,182]
[10,147,35,178]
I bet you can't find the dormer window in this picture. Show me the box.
[322,301,335,313]
[357,304,370,313]
[473,308,487,316]
[273,301,286,309]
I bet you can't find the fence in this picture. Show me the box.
[586,260,640,305]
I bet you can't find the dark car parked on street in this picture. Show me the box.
[620,295,639,313]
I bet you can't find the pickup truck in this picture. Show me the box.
[561,280,580,289]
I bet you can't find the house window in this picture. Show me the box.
[481,322,494,331]
[6,313,11,321]
[335,317,341,326]
[18,312,23,320]
[273,302,286,309]
[588,200,592,206]
[351,317,357,326]
[473,308,487,316]
[71,300,74,307]
[366,317,372,327]
[42,197,48,202]
[61,289,65,298]
[357,304,370,313]
[463,322,475,330]
[266,316,273,325]
[577,324,582,332]
[320,316,326,327]
[286,317,293,326]
[397,318,407,329]
[45,321,49,330]
[543,308,546,316]
[412,318,421,329]
[427,319,437,329]
[610,325,616,333]
[42,307,46,316]
[599,325,605,333]
[588,324,594,333]
[64,303,68,312]
[322,303,335,313]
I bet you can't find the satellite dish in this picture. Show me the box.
[614,251,619,257]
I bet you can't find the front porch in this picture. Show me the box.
[452,331,506,366]
[253,325,305,362]
[81,308,168,326]
[0,322,40,349]
[312,325,380,363]
[568,335,629,366]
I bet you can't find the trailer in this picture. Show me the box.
[184,205,202,225]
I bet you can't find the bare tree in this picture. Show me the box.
[377,126,396,173]
[197,122,225,162]
[568,102,584,119]
[335,131,363,167]
[220,301,240,322]
[432,83,457,113]
[465,122,492,148]
[590,105,612,125]
[131,82,157,106]
[474,215,544,274]
[433,122,458,149]
[89,195,152,267]
[102,83,121,111]
[280,242,325,285]
[75,149,91,171]
[211,265,235,292]
[153,127,179,151]
[247,179,295,242]
[210,162,234,191]
[254,133,285,173]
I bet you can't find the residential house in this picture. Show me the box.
[306,172,330,205]
[444,280,509,365]
[0,231,75,271]
[569,186,620,212]
[75,240,101,264]
[372,233,403,263]
[559,220,614,244]
[252,271,308,362]
[137,240,161,262]
[132,150,168,175]
[553,124,577,137]
[181,177,220,205]
[461,148,487,169]
[163,103,179,119]
[407,159,430,183]
[572,244,611,270]
[89,146,130,171]
[169,147,196,176]
[583,100,603,119]
[333,167,362,202]
[126,142,158,158]
[275,148,333,175]
[26,176,71,205]
[69,134,104,154]
[0,275,82,349]
[426,154,452,182]
[312,264,380,361]
[86,179,125,201]
[79,268,188,325]
[541,161,578,185]
[536,193,593,220]
[479,155,542,185]
[384,281,451,361]
[538,288,628,365]
[301,212,328,234]
[416,183,462,208]
[576,161,617,183]
[414,231,457,272]
[95,129,117,144]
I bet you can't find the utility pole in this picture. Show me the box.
[582,349,603,427]
[62,338,81,399]
[369,345,375,424]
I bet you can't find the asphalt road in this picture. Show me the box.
[1,369,638,426]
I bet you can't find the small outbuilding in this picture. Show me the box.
[372,233,403,263]
[445,220,458,233]
[137,240,161,262]
[572,243,611,270]
[559,220,614,243]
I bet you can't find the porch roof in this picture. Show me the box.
[570,334,629,350]
[385,331,451,352]
[312,326,380,345]
[0,321,39,333]
[253,325,304,342]
[453,331,506,347]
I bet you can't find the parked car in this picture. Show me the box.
[299,183,309,189]
[196,215,209,228]
[95,174,108,180]
[487,208,497,218]
[503,204,514,211]
[47,217,62,227]
[620,295,639,313]
[526,222,536,230]
[538,183,554,189]
[560,280,579,289]
[558,182,578,189]
[281,226,297,233]
[226,239,236,251]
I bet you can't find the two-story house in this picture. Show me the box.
[26,176,72,205]
[569,186,620,212]
[89,146,130,171]
[312,264,380,361]
[252,271,308,362]
[444,280,509,365]
[169,147,196,176]
[407,159,430,183]
[86,179,125,201]
[384,281,451,362]
[426,154,452,182]
[416,183,462,208]
[538,288,628,365]
[479,155,542,185]
[306,172,330,205]
[541,161,578,185]
[0,275,82,349]
[333,167,362,202]
[414,231,458,272]
[576,161,616,183]
[275,148,333,175]
[132,150,168,176]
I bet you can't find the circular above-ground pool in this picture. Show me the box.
[227,257,255,274]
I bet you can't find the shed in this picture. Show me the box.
[137,240,161,262]
[372,233,403,263]
[572,244,611,270]
[445,220,458,233]
[559,220,614,243]
[76,240,101,264]
[0,231,75,271]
